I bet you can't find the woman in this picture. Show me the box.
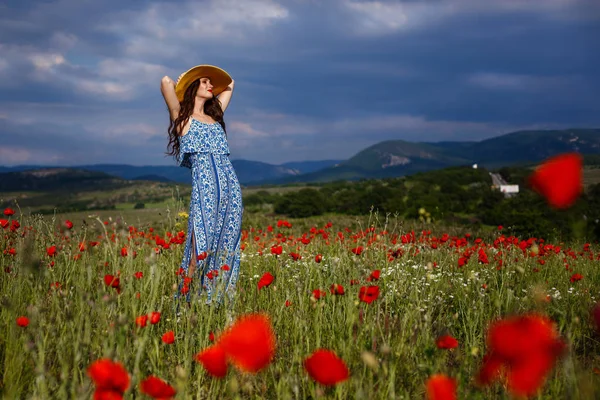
[160,65,243,306]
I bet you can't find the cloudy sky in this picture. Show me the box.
[1,0,599,166]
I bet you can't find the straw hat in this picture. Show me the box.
[175,64,232,102]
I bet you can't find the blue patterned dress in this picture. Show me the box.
[178,117,243,304]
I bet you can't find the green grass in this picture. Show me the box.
[1,209,600,398]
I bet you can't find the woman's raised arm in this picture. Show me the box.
[217,79,235,113]
[160,76,180,121]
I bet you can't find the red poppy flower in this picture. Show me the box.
[221,264,230,271]
[304,349,349,386]
[217,313,276,373]
[87,359,130,399]
[197,251,208,261]
[528,153,582,209]
[351,246,363,255]
[426,374,457,400]
[330,284,345,295]
[139,376,176,400]
[358,286,380,304]
[315,254,323,263]
[570,273,583,283]
[270,245,282,255]
[257,272,274,290]
[477,314,566,397]
[133,271,143,279]
[16,316,29,327]
[195,344,228,378]
[285,300,292,307]
[436,335,459,349]
[161,331,175,344]
[367,270,380,281]
[47,246,57,257]
[289,252,301,261]
[150,312,161,325]
[0,219,8,229]
[4,208,15,216]
[64,220,73,229]
[103,274,120,288]
[312,289,326,300]
[135,315,148,328]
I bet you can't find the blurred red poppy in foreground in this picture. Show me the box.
[477,314,566,397]
[218,313,276,373]
[139,376,176,400]
[195,345,228,378]
[426,374,457,400]
[87,359,130,399]
[16,316,29,327]
[304,349,349,386]
[528,153,582,209]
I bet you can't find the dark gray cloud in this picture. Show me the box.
[1,0,599,166]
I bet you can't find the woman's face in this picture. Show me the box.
[195,77,214,99]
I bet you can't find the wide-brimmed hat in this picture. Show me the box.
[175,64,232,102]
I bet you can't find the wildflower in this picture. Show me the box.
[3,208,15,216]
[351,246,363,255]
[304,349,349,386]
[570,273,583,283]
[133,271,143,279]
[64,220,73,229]
[135,315,148,328]
[315,254,323,263]
[436,335,459,349]
[257,272,274,290]
[150,312,161,325]
[218,313,276,373]
[358,286,380,304]
[87,359,130,399]
[162,331,175,344]
[196,345,228,378]
[139,376,176,400]
[47,246,57,257]
[16,316,29,327]
[197,251,208,261]
[426,374,457,400]
[270,245,283,255]
[476,314,566,397]
[330,284,345,295]
[367,270,380,281]
[528,153,582,209]
[312,289,326,300]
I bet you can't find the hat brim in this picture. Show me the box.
[175,65,232,102]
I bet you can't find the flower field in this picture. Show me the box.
[1,153,600,399]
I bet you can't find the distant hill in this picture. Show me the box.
[262,129,600,184]
[0,159,344,186]
[132,174,173,183]
[0,168,129,192]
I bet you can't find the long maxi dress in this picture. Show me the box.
[177,117,243,304]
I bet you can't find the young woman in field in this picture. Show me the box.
[160,65,242,306]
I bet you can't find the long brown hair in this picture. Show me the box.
[166,78,227,161]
